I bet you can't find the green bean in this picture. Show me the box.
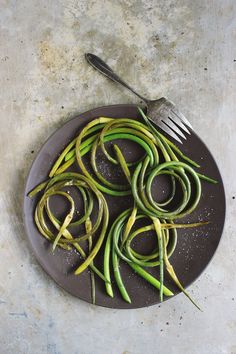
[122,206,137,246]
[146,167,191,216]
[125,224,164,267]
[83,187,96,305]
[90,136,129,191]
[132,160,201,220]
[74,194,109,275]
[113,144,132,184]
[197,172,218,184]
[49,138,77,177]
[162,230,201,310]
[76,132,157,196]
[112,238,131,303]
[106,209,177,301]
[46,187,93,228]
[52,192,75,251]
[128,262,174,297]
[152,218,163,301]
[104,208,131,298]
[108,207,206,307]
[98,119,157,165]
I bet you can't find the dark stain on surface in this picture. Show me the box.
[9,311,28,318]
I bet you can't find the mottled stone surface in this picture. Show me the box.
[0,1,236,353]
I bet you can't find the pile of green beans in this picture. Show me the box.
[29,108,216,308]
[29,172,109,304]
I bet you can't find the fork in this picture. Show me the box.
[85,53,192,143]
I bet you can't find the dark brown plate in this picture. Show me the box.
[23,104,225,309]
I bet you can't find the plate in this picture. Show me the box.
[23,104,226,309]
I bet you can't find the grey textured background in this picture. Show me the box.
[0,1,236,353]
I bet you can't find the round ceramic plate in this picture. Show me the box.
[23,104,225,309]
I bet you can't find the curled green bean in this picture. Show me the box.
[132,159,201,220]
[31,172,109,284]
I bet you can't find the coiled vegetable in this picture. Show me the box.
[29,108,216,308]
[29,172,109,303]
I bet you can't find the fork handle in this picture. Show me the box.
[85,53,148,103]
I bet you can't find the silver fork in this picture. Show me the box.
[85,53,192,143]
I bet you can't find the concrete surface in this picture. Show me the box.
[0,0,236,353]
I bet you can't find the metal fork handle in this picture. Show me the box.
[85,53,148,103]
